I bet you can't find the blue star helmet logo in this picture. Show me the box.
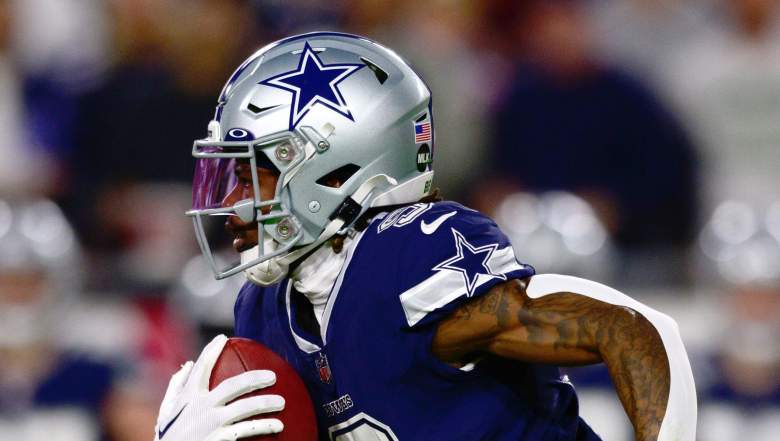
[433,228,507,296]
[260,41,365,131]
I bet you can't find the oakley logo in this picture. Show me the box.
[420,211,456,235]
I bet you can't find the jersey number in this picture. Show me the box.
[377,203,431,233]
[328,412,399,441]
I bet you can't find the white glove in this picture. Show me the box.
[153,335,285,441]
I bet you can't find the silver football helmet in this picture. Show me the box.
[0,198,83,347]
[187,32,435,285]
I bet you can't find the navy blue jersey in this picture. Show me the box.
[235,201,601,440]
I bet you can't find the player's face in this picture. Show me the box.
[221,161,279,252]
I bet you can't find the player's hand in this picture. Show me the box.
[153,334,285,441]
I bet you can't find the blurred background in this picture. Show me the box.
[0,0,778,439]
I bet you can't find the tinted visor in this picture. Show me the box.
[193,154,236,210]
[191,146,279,210]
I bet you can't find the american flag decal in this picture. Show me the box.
[414,122,432,143]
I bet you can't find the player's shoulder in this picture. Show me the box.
[362,201,534,328]
[367,200,513,267]
[372,200,502,241]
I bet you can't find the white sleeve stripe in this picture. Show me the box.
[526,274,697,441]
[400,246,524,326]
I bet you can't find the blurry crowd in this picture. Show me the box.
[0,0,778,440]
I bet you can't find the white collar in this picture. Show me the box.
[290,236,353,324]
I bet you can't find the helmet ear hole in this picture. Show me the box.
[316,164,361,188]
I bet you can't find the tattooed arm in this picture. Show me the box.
[432,276,695,441]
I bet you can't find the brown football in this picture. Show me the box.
[209,337,318,440]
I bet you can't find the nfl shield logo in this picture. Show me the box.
[315,352,332,384]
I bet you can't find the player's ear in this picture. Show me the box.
[316,164,362,189]
[321,177,342,188]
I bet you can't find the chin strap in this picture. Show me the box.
[276,174,397,267]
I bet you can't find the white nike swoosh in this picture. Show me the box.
[421,211,457,235]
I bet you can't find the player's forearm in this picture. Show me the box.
[502,283,670,439]
[596,308,669,441]
[526,275,698,441]
[433,276,697,440]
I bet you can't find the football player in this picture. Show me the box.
[0,198,156,441]
[154,32,697,441]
